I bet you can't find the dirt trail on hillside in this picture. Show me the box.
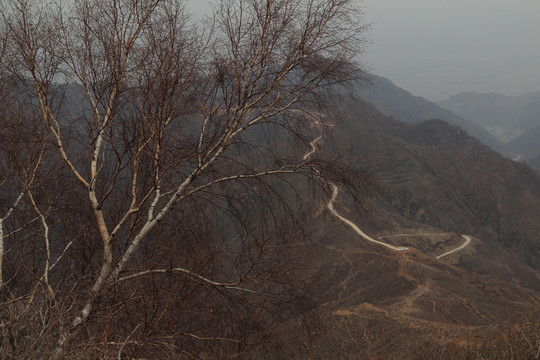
[327,184,408,252]
[436,235,472,259]
[304,132,471,258]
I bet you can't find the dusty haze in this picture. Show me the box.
[189,0,540,101]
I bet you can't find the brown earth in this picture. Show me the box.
[248,98,540,359]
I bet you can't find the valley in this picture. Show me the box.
[1,1,539,358]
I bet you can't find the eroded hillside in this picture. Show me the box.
[252,98,540,359]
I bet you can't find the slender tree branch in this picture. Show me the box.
[117,267,257,294]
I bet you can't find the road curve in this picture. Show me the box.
[303,135,322,161]
[436,235,472,259]
[302,133,408,252]
[303,132,471,256]
[327,184,408,252]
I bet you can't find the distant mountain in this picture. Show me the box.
[438,91,540,142]
[527,154,540,171]
[507,123,540,171]
[357,75,507,155]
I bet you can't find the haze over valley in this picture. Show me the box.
[1,1,539,359]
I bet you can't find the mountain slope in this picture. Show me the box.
[438,91,540,143]
[339,97,540,270]
[356,75,507,155]
[256,97,540,358]
[507,122,540,169]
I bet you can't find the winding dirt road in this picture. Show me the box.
[303,135,322,161]
[435,235,471,259]
[304,134,408,252]
[327,184,408,252]
[303,132,471,257]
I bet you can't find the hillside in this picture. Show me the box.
[438,91,540,143]
[356,75,507,155]
[255,97,540,358]
[506,123,540,171]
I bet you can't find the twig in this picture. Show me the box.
[117,268,257,294]
[118,323,141,360]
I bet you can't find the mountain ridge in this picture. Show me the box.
[438,90,540,145]
[356,75,508,155]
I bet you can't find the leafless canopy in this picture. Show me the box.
[0,0,369,357]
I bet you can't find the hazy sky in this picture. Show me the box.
[187,0,540,101]
[363,0,540,101]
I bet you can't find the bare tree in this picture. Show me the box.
[0,39,48,291]
[0,0,369,357]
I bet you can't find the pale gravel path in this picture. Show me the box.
[436,235,472,259]
[327,184,408,252]
[304,133,472,257]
